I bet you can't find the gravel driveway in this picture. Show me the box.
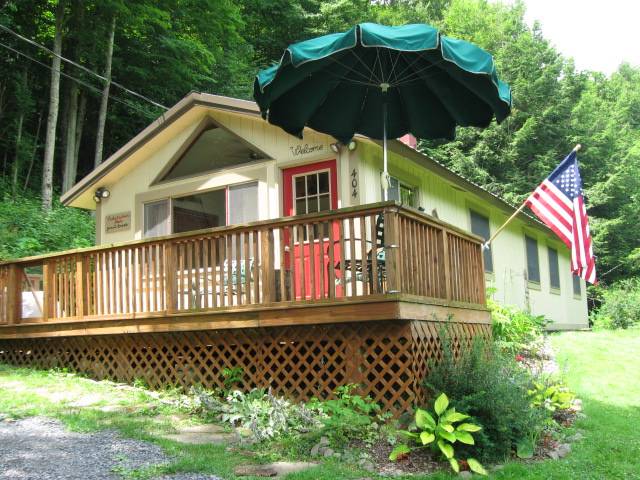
[0,417,221,480]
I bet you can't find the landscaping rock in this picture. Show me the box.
[322,447,335,457]
[556,443,572,458]
[358,458,376,472]
[234,461,316,477]
[458,472,472,478]
[161,423,237,445]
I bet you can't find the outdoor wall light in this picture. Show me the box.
[93,187,110,203]
[329,142,340,153]
[347,140,357,151]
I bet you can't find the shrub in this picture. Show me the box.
[424,333,548,462]
[488,296,548,355]
[528,377,575,412]
[591,278,640,329]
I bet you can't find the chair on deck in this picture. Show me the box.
[334,214,386,292]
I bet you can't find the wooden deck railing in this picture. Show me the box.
[0,202,486,325]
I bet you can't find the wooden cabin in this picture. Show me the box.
[0,93,587,413]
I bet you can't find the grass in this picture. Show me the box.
[1,329,639,479]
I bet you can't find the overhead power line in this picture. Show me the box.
[0,22,169,111]
[0,40,158,119]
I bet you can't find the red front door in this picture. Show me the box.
[283,160,340,299]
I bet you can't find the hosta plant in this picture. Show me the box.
[528,380,575,412]
[390,393,487,475]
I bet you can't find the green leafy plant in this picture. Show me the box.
[308,384,383,446]
[528,379,575,412]
[488,295,548,355]
[390,393,487,475]
[221,366,244,391]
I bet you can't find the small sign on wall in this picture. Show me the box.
[289,143,326,157]
[105,211,131,234]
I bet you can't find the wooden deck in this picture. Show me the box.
[0,202,489,413]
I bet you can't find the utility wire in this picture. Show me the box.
[0,40,159,119]
[0,22,169,111]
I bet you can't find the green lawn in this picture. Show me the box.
[1,329,639,479]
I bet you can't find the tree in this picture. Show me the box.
[93,14,116,168]
[41,0,65,211]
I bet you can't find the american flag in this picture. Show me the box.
[525,150,597,284]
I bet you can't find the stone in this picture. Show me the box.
[234,462,316,477]
[319,436,330,446]
[567,432,584,443]
[161,423,236,445]
[458,472,472,478]
[358,459,376,472]
[310,443,321,456]
[556,443,572,458]
[234,465,278,477]
[322,448,335,457]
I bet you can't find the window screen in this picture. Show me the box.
[525,235,540,283]
[228,182,258,225]
[172,189,226,234]
[470,210,493,273]
[143,200,170,238]
[548,247,560,289]
[572,274,581,297]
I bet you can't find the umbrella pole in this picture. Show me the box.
[382,98,389,201]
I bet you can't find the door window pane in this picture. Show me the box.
[469,210,493,273]
[525,235,541,283]
[228,182,258,225]
[572,274,581,297]
[173,189,226,234]
[293,170,332,240]
[548,247,560,290]
[144,200,170,238]
[319,171,329,193]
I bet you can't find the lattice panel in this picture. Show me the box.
[0,320,489,415]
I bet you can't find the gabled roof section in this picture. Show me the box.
[60,93,262,208]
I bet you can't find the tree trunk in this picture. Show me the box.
[62,83,78,192]
[24,112,43,191]
[41,0,65,211]
[11,112,24,196]
[75,89,87,161]
[94,15,116,168]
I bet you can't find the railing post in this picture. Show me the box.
[42,261,54,320]
[75,255,88,318]
[261,228,275,303]
[165,242,177,312]
[384,208,400,294]
[442,230,452,300]
[6,263,23,324]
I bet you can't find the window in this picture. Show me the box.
[160,126,265,183]
[293,170,331,239]
[383,175,417,207]
[572,274,582,297]
[144,200,170,238]
[548,247,560,290]
[525,235,540,283]
[143,182,258,238]
[469,210,493,273]
[173,189,226,234]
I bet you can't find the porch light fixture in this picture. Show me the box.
[347,140,357,151]
[93,187,110,203]
[330,142,340,153]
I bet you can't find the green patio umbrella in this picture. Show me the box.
[253,23,512,200]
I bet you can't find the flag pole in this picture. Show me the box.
[482,144,582,250]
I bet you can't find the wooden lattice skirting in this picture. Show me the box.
[0,320,490,414]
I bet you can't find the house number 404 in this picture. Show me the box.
[351,168,358,198]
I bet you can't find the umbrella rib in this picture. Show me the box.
[387,49,403,86]
[390,51,434,85]
[390,59,447,87]
[326,53,380,86]
[347,49,381,85]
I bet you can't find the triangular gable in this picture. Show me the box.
[153,116,271,184]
